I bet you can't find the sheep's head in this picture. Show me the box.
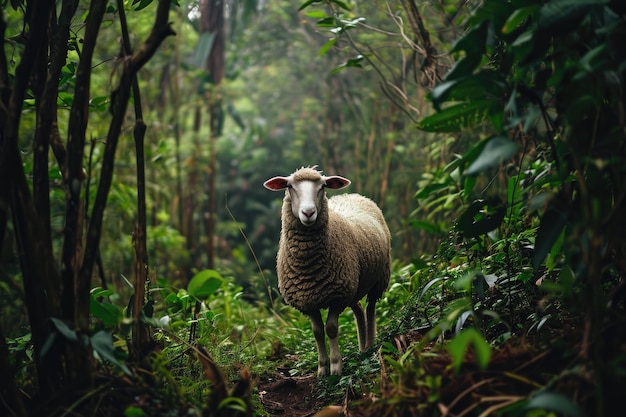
[264,167,351,227]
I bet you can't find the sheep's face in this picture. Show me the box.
[264,167,351,227]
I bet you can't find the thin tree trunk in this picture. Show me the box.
[190,0,224,343]
[0,0,65,398]
[117,0,153,361]
[204,0,224,270]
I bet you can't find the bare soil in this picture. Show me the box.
[258,373,323,416]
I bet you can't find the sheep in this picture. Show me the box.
[263,166,391,376]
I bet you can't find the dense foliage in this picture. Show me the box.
[1,0,625,416]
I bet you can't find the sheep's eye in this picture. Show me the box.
[286,184,293,189]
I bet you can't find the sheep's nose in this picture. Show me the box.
[301,207,316,220]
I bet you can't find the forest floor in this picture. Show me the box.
[252,327,591,417]
[257,373,323,416]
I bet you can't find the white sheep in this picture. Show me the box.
[264,166,391,376]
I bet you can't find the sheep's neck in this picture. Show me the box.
[282,200,331,260]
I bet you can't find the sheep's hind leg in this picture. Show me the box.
[365,298,377,349]
[351,302,367,351]
[326,307,343,375]
[309,311,329,377]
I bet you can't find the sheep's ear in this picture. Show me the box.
[264,176,290,190]
[324,175,351,190]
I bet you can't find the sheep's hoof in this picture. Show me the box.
[317,366,327,378]
[330,363,342,376]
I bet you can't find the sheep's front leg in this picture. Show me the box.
[309,311,329,377]
[326,307,342,375]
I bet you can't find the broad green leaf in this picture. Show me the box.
[89,95,109,112]
[50,317,78,343]
[415,182,449,199]
[132,0,153,11]
[576,44,607,75]
[187,269,223,300]
[429,80,457,105]
[532,205,568,270]
[304,10,327,19]
[315,17,336,28]
[124,406,147,417]
[462,175,477,199]
[419,276,448,303]
[57,91,74,107]
[91,330,132,376]
[331,55,364,74]
[465,0,517,28]
[417,100,499,133]
[465,136,519,175]
[330,0,351,11]
[537,0,609,34]
[524,392,586,417]
[298,0,322,11]
[319,38,336,56]
[91,287,114,298]
[447,328,491,373]
[90,297,123,327]
[450,21,487,56]
[431,73,505,109]
[457,198,506,238]
[501,6,540,34]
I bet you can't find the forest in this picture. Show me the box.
[1,0,625,416]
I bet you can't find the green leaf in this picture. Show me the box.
[465,0,517,28]
[501,5,540,34]
[457,198,506,238]
[319,38,336,56]
[90,296,123,327]
[429,80,457,105]
[89,95,109,112]
[91,330,132,376]
[430,73,505,110]
[417,100,499,133]
[462,175,477,199]
[304,10,327,18]
[415,182,449,199]
[465,136,519,175]
[447,328,491,373]
[124,406,147,417]
[330,0,351,11]
[537,0,609,35]
[50,317,78,343]
[524,392,586,417]
[419,276,448,303]
[450,21,487,56]
[187,269,223,300]
[316,17,336,28]
[298,0,322,11]
[57,91,74,107]
[532,205,568,270]
[331,55,364,74]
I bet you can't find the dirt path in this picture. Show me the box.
[257,373,325,416]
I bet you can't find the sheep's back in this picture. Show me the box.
[328,194,391,300]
